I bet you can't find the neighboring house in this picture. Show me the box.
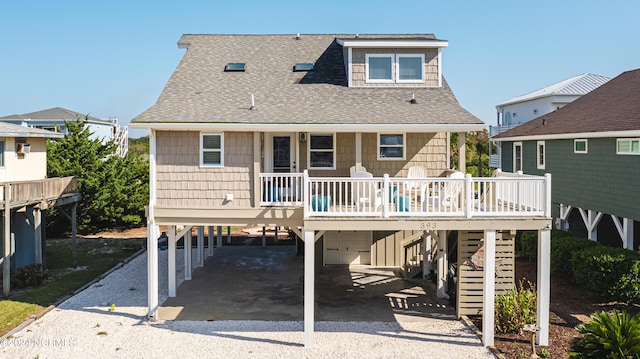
[0,107,128,157]
[130,34,553,347]
[490,73,611,169]
[493,68,640,249]
[0,122,80,296]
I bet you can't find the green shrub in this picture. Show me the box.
[571,246,640,303]
[551,234,600,280]
[11,264,48,289]
[518,231,538,261]
[569,310,640,358]
[495,280,537,334]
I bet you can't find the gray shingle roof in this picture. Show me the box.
[0,122,64,138]
[0,107,110,125]
[494,69,640,139]
[133,34,483,129]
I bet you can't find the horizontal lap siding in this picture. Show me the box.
[351,48,439,87]
[156,131,253,208]
[456,230,515,316]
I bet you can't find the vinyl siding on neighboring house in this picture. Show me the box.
[351,48,439,87]
[155,131,254,208]
[502,138,640,221]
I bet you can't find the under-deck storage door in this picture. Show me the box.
[325,231,372,265]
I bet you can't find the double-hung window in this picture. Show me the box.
[617,138,640,155]
[309,134,335,169]
[378,133,405,160]
[536,141,545,169]
[200,133,224,167]
[513,142,522,172]
[365,54,393,83]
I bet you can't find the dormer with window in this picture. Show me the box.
[337,36,448,88]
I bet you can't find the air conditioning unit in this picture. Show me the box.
[16,143,31,154]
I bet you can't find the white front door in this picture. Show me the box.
[325,231,372,265]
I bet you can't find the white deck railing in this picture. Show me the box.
[259,171,551,219]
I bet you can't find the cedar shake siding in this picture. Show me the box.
[155,131,253,208]
[351,48,439,87]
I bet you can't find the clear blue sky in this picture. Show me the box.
[1,1,638,138]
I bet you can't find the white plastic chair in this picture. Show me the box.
[425,171,465,212]
[405,166,428,197]
[349,165,367,176]
[351,171,381,212]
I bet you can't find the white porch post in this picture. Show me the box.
[537,229,551,345]
[579,208,602,241]
[482,229,496,347]
[612,216,634,250]
[457,132,466,173]
[207,226,214,256]
[34,208,42,265]
[184,229,192,280]
[168,225,177,297]
[355,132,362,169]
[436,230,448,298]
[422,231,432,279]
[3,184,10,297]
[217,226,223,247]
[303,228,315,347]
[147,129,159,320]
[197,226,204,267]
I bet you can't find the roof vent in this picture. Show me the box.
[296,33,300,40]
[250,94,257,111]
[293,63,314,72]
[409,94,417,104]
[225,63,246,72]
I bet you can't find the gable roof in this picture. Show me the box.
[0,107,111,125]
[131,34,484,132]
[0,122,64,138]
[494,69,640,141]
[497,73,611,108]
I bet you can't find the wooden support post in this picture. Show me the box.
[184,229,192,280]
[612,216,634,250]
[147,221,159,320]
[207,226,214,256]
[422,232,432,279]
[482,230,496,347]
[217,226,223,248]
[458,132,466,173]
[275,226,279,243]
[303,228,315,348]
[168,225,176,297]
[34,208,42,265]
[355,132,362,169]
[197,226,204,267]
[262,226,266,247]
[3,184,10,297]
[436,230,448,298]
[537,229,551,346]
[579,208,602,241]
[226,226,231,244]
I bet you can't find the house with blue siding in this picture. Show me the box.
[493,68,640,249]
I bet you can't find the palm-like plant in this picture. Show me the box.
[569,310,640,358]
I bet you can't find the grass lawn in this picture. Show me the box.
[1,236,145,337]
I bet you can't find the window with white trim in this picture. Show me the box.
[617,138,640,155]
[536,141,545,170]
[0,141,4,167]
[378,133,405,160]
[574,139,588,154]
[308,134,335,169]
[200,133,224,167]
[513,142,522,172]
[365,54,393,82]
[396,54,424,82]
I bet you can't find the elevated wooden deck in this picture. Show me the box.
[0,176,81,210]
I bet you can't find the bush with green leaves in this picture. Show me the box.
[495,280,537,334]
[517,230,538,261]
[571,246,640,303]
[11,264,48,289]
[551,233,600,280]
[569,310,640,358]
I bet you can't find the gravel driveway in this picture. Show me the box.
[0,249,495,359]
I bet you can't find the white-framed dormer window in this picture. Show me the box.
[536,141,545,170]
[396,54,424,83]
[513,142,522,172]
[378,133,405,160]
[0,140,4,167]
[617,138,640,155]
[574,139,588,154]
[308,133,336,169]
[365,54,393,83]
[200,133,224,167]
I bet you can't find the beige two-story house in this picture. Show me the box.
[131,34,553,347]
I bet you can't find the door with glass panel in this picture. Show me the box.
[266,134,298,203]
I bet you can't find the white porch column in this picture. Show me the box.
[3,184,10,297]
[303,228,315,347]
[207,226,214,256]
[482,230,496,347]
[168,225,177,297]
[436,230,448,298]
[612,216,634,250]
[537,229,551,345]
[457,132,466,173]
[34,208,42,265]
[579,208,603,241]
[422,232,433,279]
[355,132,362,169]
[147,129,159,320]
[217,226,223,247]
[184,229,192,280]
[197,226,204,267]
